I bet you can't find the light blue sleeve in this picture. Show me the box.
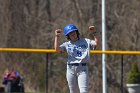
[59,42,67,52]
[89,39,97,50]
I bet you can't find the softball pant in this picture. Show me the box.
[66,63,89,93]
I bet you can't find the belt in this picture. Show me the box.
[68,63,87,66]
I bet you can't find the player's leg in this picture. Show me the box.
[78,66,89,93]
[66,66,79,93]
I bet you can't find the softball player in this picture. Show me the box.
[54,24,98,93]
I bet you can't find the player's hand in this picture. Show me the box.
[55,29,62,37]
[89,26,96,33]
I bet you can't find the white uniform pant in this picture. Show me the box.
[66,64,89,93]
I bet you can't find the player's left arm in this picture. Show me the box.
[88,26,99,48]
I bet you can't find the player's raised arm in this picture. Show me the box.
[54,29,62,52]
[89,26,99,46]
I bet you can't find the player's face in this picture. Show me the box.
[68,31,78,41]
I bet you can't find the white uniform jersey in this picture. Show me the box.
[60,38,96,64]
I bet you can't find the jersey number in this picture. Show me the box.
[77,51,82,57]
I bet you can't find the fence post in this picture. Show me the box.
[121,55,124,93]
[46,53,49,93]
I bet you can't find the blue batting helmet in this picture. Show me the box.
[64,24,78,36]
